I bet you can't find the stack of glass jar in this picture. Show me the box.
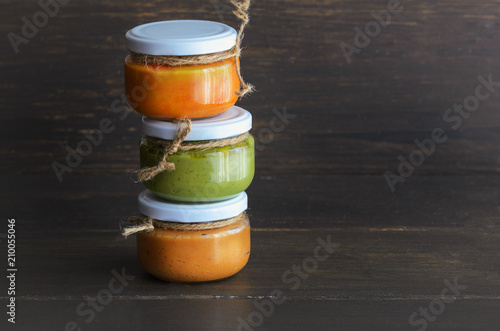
[124,20,254,282]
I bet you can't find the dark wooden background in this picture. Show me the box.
[1,0,500,330]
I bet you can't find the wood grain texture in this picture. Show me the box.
[1,174,499,330]
[3,174,500,231]
[2,0,500,176]
[5,299,500,331]
[1,222,499,330]
[1,0,500,330]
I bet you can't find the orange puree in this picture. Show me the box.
[124,56,240,119]
[137,215,250,282]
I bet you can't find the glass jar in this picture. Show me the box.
[125,20,240,119]
[136,190,251,282]
[140,106,255,202]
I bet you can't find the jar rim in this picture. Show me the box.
[138,190,248,223]
[142,106,252,141]
[126,20,237,56]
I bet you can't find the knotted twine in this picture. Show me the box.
[129,0,254,97]
[135,118,249,182]
[121,212,246,237]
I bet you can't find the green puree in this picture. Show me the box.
[140,135,255,202]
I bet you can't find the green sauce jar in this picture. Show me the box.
[140,106,255,202]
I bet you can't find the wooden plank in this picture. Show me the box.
[2,1,500,175]
[4,299,500,331]
[3,227,499,299]
[2,174,500,230]
[1,226,499,329]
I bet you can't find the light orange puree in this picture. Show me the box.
[124,56,240,119]
[137,217,250,282]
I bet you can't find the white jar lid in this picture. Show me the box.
[142,106,252,141]
[138,190,247,223]
[126,20,237,56]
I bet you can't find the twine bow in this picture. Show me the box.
[135,119,191,182]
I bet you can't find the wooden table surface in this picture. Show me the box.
[2,0,500,330]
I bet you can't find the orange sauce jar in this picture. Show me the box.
[125,20,241,119]
[134,190,250,282]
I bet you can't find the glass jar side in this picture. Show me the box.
[140,134,255,202]
[124,55,240,119]
[136,213,251,282]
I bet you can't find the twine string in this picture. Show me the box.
[231,0,254,96]
[135,119,191,181]
[122,213,246,237]
[136,120,249,182]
